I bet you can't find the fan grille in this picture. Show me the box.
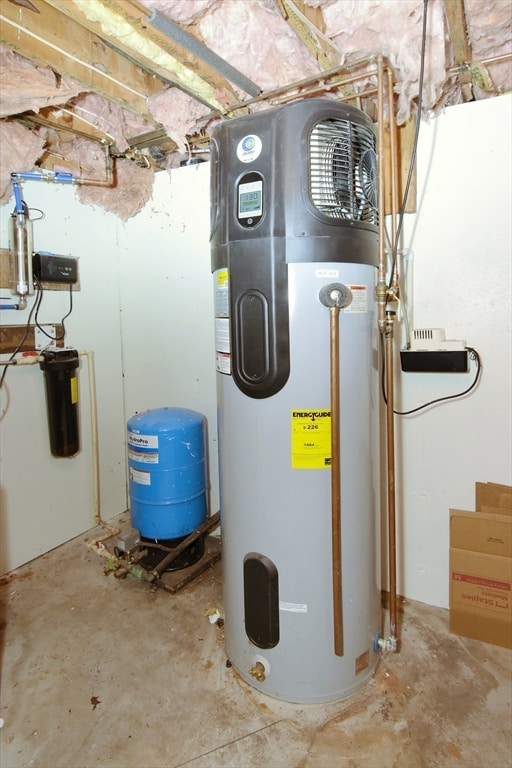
[309,117,378,224]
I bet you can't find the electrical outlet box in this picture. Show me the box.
[33,252,78,284]
[34,325,57,349]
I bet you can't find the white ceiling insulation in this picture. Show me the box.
[0,0,510,220]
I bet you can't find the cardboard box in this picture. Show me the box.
[450,509,512,558]
[449,492,512,649]
[475,482,512,513]
[449,548,511,649]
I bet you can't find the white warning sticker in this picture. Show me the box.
[344,285,368,313]
[130,467,151,485]
[215,317,230,353]
[128,449,158,464]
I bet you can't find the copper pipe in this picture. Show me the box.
[387,67,399,285]
[220,55,381,117]
[376,56,387,330]
[330,305,343,657]
[384,315,398,649]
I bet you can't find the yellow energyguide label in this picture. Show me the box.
[291,409,331,469]
[70,376,78,404]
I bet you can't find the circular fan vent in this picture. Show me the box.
[359,149,377,209]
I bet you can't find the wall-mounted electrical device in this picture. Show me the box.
[400,328,468,372]
[33,252,78,284]
[211,98,380,703]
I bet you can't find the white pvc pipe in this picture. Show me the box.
[78,349,120,545]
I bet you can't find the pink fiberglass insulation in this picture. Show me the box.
[0,1,510,219]
[0,46,82,119]
[0,122,46,202]
[196,0,320,92]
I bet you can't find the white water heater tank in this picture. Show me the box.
[210,98,381,703]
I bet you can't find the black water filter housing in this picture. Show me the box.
[39,348,80,457]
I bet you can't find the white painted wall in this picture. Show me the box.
[0,96,510,612]
[118,163,218,515]
[0,185,127,572]
[394,94,512,606]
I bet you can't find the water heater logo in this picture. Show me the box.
[237,134,262,163]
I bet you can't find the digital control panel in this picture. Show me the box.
[237,172,263,227]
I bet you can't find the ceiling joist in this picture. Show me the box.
[41,0,245,111]
[0,0,162,121]
[444,0,474,101]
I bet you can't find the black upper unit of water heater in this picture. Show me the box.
[210,98,379,267]
[210,98,379,399]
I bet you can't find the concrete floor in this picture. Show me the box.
[1,513,511,768]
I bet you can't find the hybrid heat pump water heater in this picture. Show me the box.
[210,98,381,703]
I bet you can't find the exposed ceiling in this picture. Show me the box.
[0,0,510,219]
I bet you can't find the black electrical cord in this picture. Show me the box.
[33,276,73,341]
[388,0,429,287]
[380,339,482,415]
[0,283,42,392]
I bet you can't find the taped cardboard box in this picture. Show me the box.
[449,507,512,649]
[449,485,512,647]
[449,548,511,649]
[450,509,512,558]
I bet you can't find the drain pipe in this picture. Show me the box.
[319,283,353,657]
[330,300,343,658]
[382,312,398,652]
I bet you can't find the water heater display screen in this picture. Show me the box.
[238,180,262,218]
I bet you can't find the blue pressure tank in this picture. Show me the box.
[127,408,208,565]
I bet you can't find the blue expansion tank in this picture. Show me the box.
[127,407,207,540]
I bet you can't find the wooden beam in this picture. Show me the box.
[0,324,64,354]
[20,108,112,145]
[42,0,241,110]
[383,119,417,215]
[275,0,339,70]
[444,0,474,101]
[0,0,162,122]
